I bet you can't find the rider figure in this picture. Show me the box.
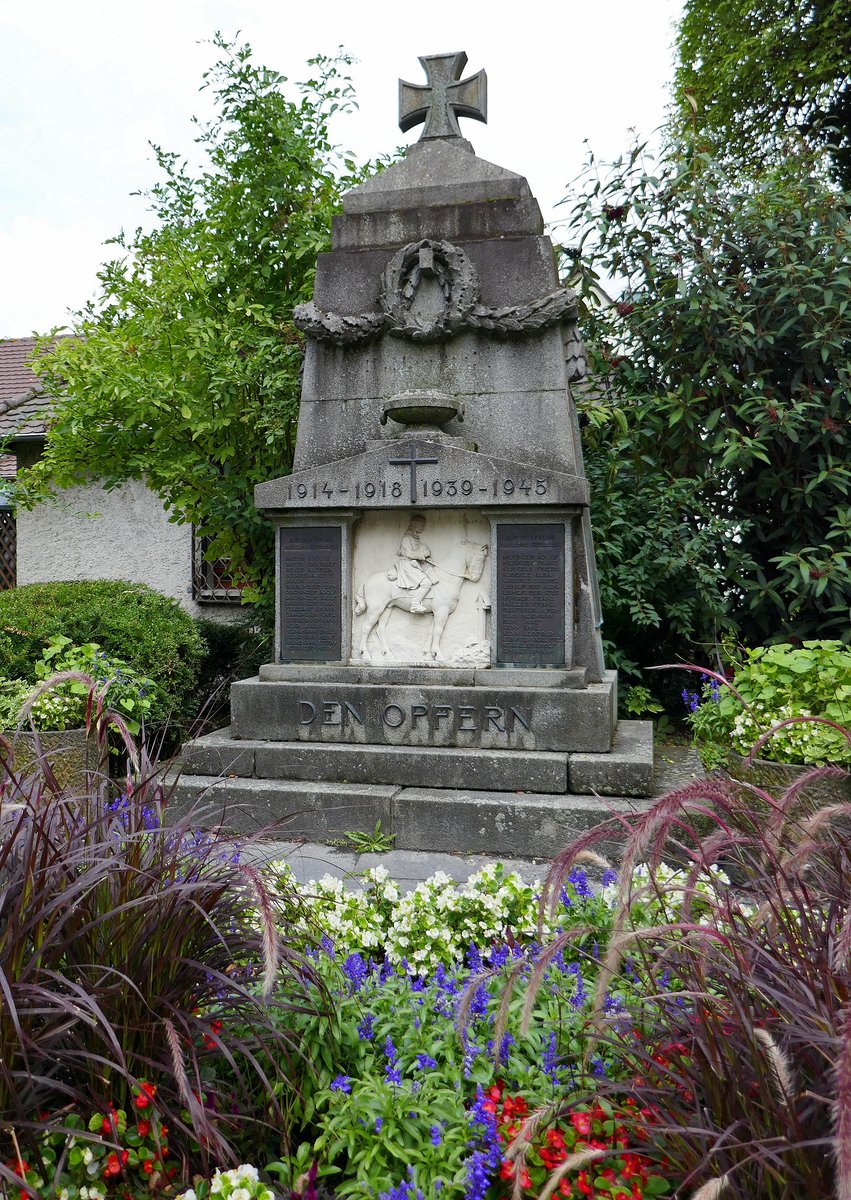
[388,514,437,613]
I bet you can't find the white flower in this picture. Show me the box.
[82,1148,94,1165]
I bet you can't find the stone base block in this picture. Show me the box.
[230,674,616,752]
[170,772,653,859]
[568,721,654,798]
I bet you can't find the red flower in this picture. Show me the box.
[576,1170,594,1197]
[570,1111,592,1137]
[136,1118,151,1138]
[203,1018,224,1051]
[134,1082,156,1110]
[103,1151,128,1177]
[142,1160,154,1176]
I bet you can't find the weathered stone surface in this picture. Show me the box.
[256,440,589,511]
[170,775,397,838]
[393,787,650,859]
[256,663,587,689]
[229,677,615,752]
[569,720,654,798]
[342,137,531,214]
[252,741,568,793]
[312,237,556,314]
[290,389,585,479]
[332,197,544,252]
[182,728,256,776]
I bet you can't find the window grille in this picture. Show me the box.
[0,509,15,591]
[192,530,245,603]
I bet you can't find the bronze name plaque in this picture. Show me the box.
[496,523,565,667]
[279,527,342,661]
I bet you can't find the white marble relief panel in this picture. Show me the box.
[352,508,490,666]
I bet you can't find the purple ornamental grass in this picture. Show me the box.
[0,701,327,1187]
[519,719,851,1200]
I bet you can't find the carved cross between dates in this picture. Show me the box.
[388,445,439,504]
[398,52,487,141]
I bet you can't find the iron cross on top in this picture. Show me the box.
[399,52,487,141]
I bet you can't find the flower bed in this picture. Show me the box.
[5,731,849,1200]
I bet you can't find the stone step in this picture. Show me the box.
[170,775,396,840]
[169,773,653,860]
[569,720,654,797]
[183,715,655,800]
[394,787,652,861]
[184,732,568,794]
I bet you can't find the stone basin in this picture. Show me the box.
[382,390,462,427]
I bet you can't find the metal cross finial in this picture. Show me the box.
[399,52,487,141]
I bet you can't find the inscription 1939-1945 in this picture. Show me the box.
[496,524,566,668]
[279,527,342,661]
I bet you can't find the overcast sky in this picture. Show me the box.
[1,0,682,338]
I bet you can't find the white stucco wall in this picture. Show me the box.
[15,477,239,623]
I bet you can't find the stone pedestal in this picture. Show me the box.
[177,52,653,852]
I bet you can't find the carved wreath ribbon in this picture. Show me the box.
[293,238,587,379]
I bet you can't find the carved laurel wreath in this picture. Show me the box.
[293,238,586,377]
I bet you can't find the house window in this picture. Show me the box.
[0,507,15,591]
[192,530,244,603]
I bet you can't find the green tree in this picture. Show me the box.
[16,36,373,611]
[675,0,851,188]
[561,138,851,668]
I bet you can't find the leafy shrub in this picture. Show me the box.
[193,615,272,734]
[0,709,323,1189]
[0,581,206,731]
[0,636,160,734]
[688,640,851,765]
[14,1087,180,1197]
[531,742,851,1200]
[564,139,851,650]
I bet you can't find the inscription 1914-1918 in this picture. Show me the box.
[279,527,342,661]
[496,524,565,667]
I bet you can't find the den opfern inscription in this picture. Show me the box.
[279,527,342,661]
[497,523,566,667]
[296,698,531,735]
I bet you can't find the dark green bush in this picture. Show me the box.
[193,613,273,732]
[0,581,206,730]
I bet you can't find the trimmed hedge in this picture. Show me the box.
[0,581,206,730]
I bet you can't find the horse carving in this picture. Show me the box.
[355,540,489,662]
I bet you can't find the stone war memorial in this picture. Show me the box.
[179,52,655,857]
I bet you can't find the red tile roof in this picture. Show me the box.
[0,338,54,443]
[0,337,41,404]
